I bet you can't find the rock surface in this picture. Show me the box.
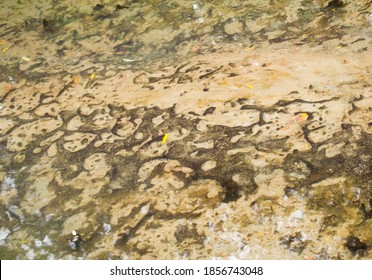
[0,0,371,260]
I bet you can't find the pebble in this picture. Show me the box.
[201,160,217,171]
[224,20,244,35]
[135,132,144,140]
[43,235,52,246]
[152,115,164,126]
[133,73,149,84]
[34,239,43,247]
[33,148,42,154]
[141,254,156,260]
[141,204,150,214]
[25,249,36,260]
[1,175,16,191]
[69,230,82,250]
[0,228,10,244]
[47,143,58,157]
[103,223,112,235]
[291,210,305,219]
[345,236,367,254]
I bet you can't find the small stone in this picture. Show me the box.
[152,115,164,126]
[196,120,208,132]
[43,235,52,246]
[1,175,16,190]
[290,210,304,220]
[34,239,43,247]
[141,254,156,260]
[69,230,82,250]
[141,204,150,214]
[135,132,143,140]
[69,165,78,172]
[201,160,217,171]
[0,227,10,244]
[224,20,244,35]
[345,236,367,254]
[103,223,111,235]
[14,154,25,163]
[25,249,36,260]
[47,143,58,157]
[232,173,251,186]
[133,73,149,84]
[33,147,42,154]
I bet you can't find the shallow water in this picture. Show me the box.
[0,0,371,259]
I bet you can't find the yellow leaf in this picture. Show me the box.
[294,113,308,123]
[2,45,11,53]
[18,240,32,244]
[72,76,79,85]
[90,73,95,80]
[246,84,254,89]
[162,133,168,144]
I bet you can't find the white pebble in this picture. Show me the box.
[1,175,16,191]
[0,228,10,245]
[141,204,150,214]
[26,250,36,260]
[34,239,43,247]
[103,223,111,235]
[201,160,217,171]
[43,235,52,246]
[290,210,304,220]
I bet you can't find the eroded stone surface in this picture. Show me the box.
[63,132,96,152]
[0,0,371,260]
[6,118,63,152]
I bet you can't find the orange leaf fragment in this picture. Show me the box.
[72,76,79,85]
[293,113,308,123]
[5,83,13,91]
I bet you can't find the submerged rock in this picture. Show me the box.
[224,19,244,35]
[0,228,11,245]
[345,236,368,255]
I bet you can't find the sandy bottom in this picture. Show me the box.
[0,0,371,259]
